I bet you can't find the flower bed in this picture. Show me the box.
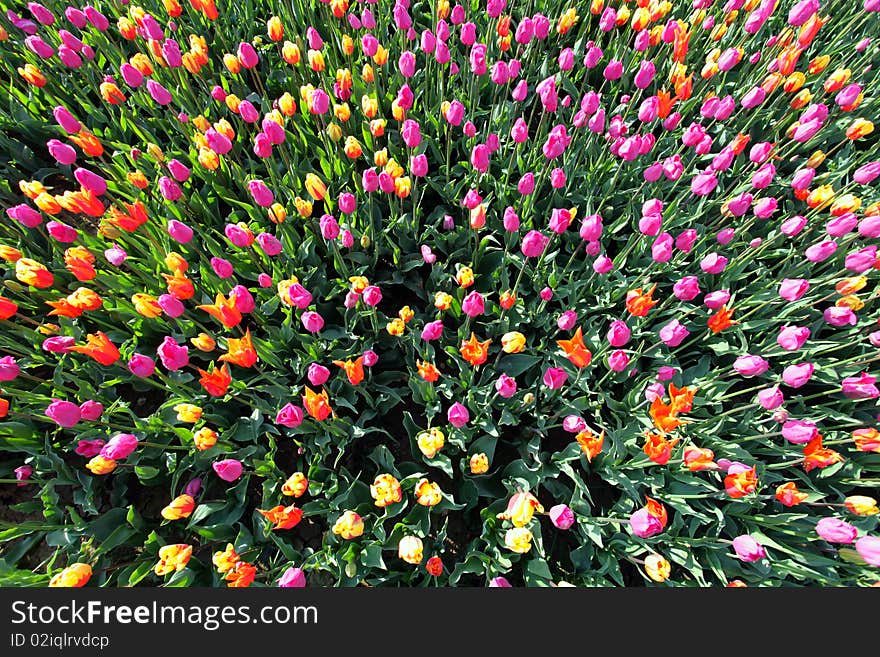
[0,0,879,587]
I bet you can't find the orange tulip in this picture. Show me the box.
[643,432,680,465]
[625,285,658,317]
[669,383,696,414]
[68,130,103,157]
[332,356,365,385]
[707,305,737,333]
[683,446,715,471]
[775,482,809,507]
[64,246,97,281]
[219,329,258,368]
[416,360,440,382]
[161,494,196,520]
[197,362,232,397]
[48,563,92,588]
[303,386,332,421]
[163,273,195,300]
[853,427,880,453]
[15,258,54,288]
[575,429,604,462]
[803,435,843,472]
[649,397,684,433]
[656,89,676,119]
[18,64,46,87]
[224,561,256,587]
[846,118,874,141]
[724,467,757,498]
[258,504,303,530]
[196,293,242,329]
[556,327,592,368]
[644,496,668,529]
[460,332,491,366]
[70,332,120,365]
[0,297,18,320]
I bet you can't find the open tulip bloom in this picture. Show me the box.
[0,0,879,589]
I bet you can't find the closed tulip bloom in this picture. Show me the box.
[757,386,784,410]
[782,362,814,388]
[779,278,809,301]
[100,433,138,460]
[659,320,690,347]
[301,311,324,333]
[782,420,818,444]
[732,535,766,562]
[0,356,20,381]
[816,517,858,544]
[161,494,196,520]
[213,459,243,482]
[447,402,470,427]
[521,230,549,257]
[543,367,568,389]
[846,496,879,516]
[157,336,189,371]
[49,563,92,588]
[167,219,194,244]
[855,536,880,566]
[824,306,856,327]
[630,508,663,539]
[805,240,838,263]
[733,355,770,377]
[777,326,810,350]
[46,399,81,427]
[128,353,156,378]
[275,403,304,428]
[841,372,879,399]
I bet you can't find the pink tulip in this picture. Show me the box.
[543,367,568,390]
[46,399,81,427]
[782,420,818,444]
[779,278,809,301]
[157,337,189,371]
[101,433,138,460]
[128,354,156,378]
[777,326,810,351]
[782,363,814,388]
[855,536,880,566]
[462,291,485,317]
[549,504,575,530]
[495,374,517,398]
[213,459,243,482]
[278,567,306,588]
[521,230,549,257]
[276,403,304,428]
[733,355,769,377]
[608,350,629,372]
[732,535,766,562]
[301,311,324,333]
[447,402,470,427]
[757,386,784,410]
[630,508,663,538]
[841,372,879,400]
[607,320,631,347]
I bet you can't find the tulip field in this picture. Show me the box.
[1,0,879,588]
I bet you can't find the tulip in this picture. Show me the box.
[543,367,568,389]
[46,399,81,427]
[213,459,243,482]
[732,535,766,562]
[549,504,575,530]
[816,517,858,544]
